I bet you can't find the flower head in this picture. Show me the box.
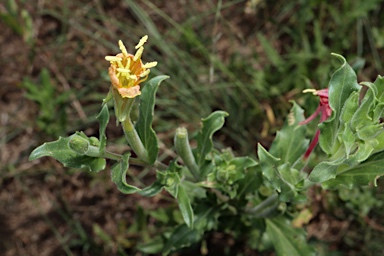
[105,35,157,98]
[300,88,332,159]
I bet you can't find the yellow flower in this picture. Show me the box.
[105,35,157,98]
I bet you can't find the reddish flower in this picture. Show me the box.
[300,88,332,159]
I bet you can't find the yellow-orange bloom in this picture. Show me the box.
[105,35,157,98]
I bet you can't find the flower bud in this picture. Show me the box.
[174,127,199,180]
[69,134,100,157]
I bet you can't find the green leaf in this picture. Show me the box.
[248,194,280,218]
[195,111,228,168]
[227,156,258,184]
[266,217,315,256]
[269,102,309,165]
[177,184,194,228]
[138,169,173,197]
[230,156,258,170]
[350,85,375,131]
[162,160,182,197]
[321,151,384,189]
[29,136,106,172]
[258,144,301,202]
[111,153,141,194]
[96,104,109,153]
[311,75,384,186]
[278,164,301,202]
[138,181,164,197]
[237,165,263,198]
[257,33,283,68]
[136,75,169,164]
[319,53,360,155]
[193,203,221,231]
[163,224,201,254]
[215,156,258,188]
[137,236,164,254]
[257,144,281,191]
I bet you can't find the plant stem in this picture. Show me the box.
[246,194,279,218]
[122,117,150,163]
[155,160,168,170]
[104,149,167,170]
[103,150,122,161]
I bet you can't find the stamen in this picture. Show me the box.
[117,61,124,69]
[140,69,150,77]
[135,35,148,49]
[143,61,158,68]
[117,68,131,73]
[105,56,122,62]
[302,89,317,94]
[118,40,128,56]
[134,47,144,61]
[138,76,149,84]
[125,58,131,69]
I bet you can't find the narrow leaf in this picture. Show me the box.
[137,236,164,254]
[136,75,169,164]
[96,104,109,153]
[163,224,201,254]
[266,217,315,256]
[177,184,194,228]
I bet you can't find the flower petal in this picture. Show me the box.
[299,105,322,125]
[304,130,320,159]
[118,86,141,98]
[108,66,120,88]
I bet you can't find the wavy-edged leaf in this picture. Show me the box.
[312,74,384,185]
[136,75,169,164]
[138,181,164,197]
[29,136,105,172]
[319,53,360,155]
[111,153,140,194]
[321,151,384,189]
[195,111,228,168]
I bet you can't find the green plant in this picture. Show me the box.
[0,0,34,45]
[22,68,69,136]
[29,35,384,255]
